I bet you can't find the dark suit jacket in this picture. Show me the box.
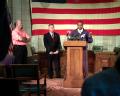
[70,29,93,43]
[43,32,61,53]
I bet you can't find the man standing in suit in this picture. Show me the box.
[43,24,61,78]
[70,20,93,78]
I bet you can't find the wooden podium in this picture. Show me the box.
[63,41,87,88]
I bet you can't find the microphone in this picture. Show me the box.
[66,30,72,40]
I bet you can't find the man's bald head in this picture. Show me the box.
[15,19,23,30]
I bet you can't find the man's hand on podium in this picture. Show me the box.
[88,32,92,37]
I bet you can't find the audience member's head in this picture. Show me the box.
[81,54,120,96]
[0,0,11,61]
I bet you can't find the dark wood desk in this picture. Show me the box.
[27,50,96,77]
[95,52,116,73]
[28,51,117,76]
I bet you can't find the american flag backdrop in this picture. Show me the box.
[30,0,120,52]
[31,0,120,36]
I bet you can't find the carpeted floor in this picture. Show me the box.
[30,78,81,96]
[46,78,81,96]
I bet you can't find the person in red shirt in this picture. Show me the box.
[12,20,31,64]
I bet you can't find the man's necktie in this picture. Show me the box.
[51,33,54,38]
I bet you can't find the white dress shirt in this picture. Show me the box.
[78,29,83,34]
[49,32,54,38]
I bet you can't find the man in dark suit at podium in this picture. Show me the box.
[43,24,61,78]
[70,20,93,78]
